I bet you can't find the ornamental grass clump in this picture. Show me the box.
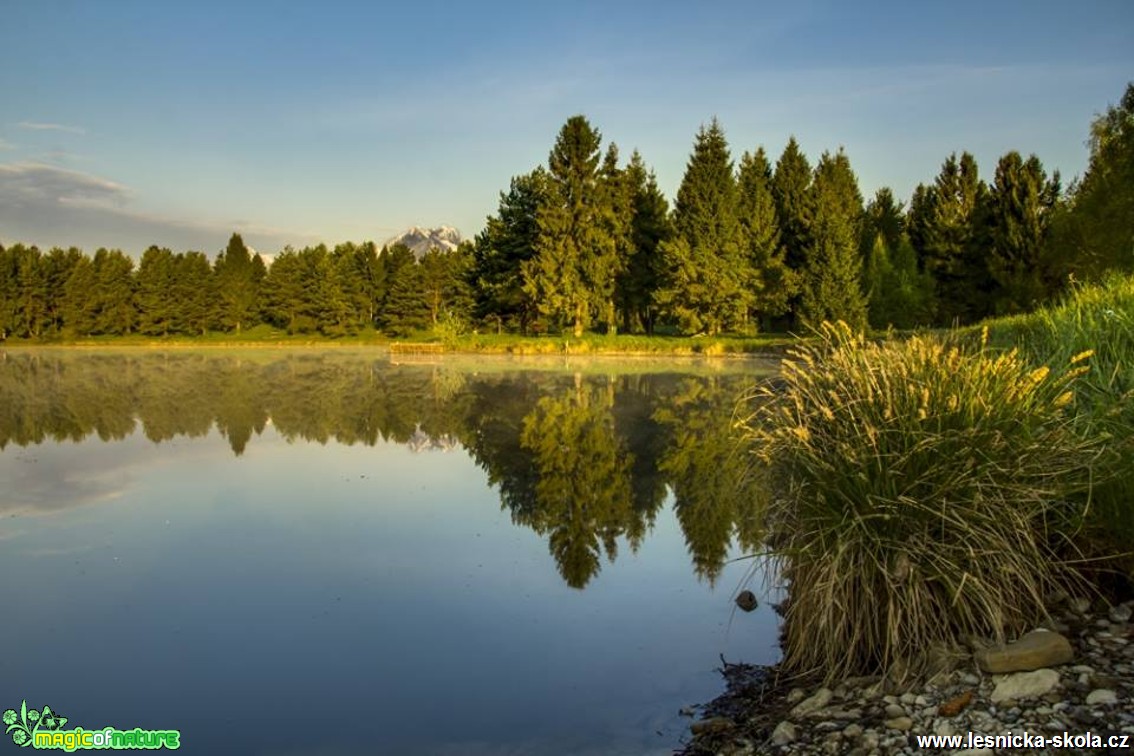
[741,321,1106,683]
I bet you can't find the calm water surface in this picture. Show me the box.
[0,350,781,755]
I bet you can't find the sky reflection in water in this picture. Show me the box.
[0,351,781,755]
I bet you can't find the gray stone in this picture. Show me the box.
[770,720,797,745]
[1086,688,1119,706]
[976,629,1074,673]
[785,687,807,705]
[884,703,905,718]
[884,716,913,731]
[1110,603,1133,623]
[991,669,1061,703]
[842,723,863,739]
[791,687,833,717]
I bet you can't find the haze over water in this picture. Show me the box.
[0,350,780,755]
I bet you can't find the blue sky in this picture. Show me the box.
[1,0,1131,257]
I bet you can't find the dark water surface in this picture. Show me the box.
[0,350,781,755]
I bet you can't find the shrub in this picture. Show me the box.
[740,321,1106,682]
[982,273,1134,587]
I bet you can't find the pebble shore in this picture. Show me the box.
[680,599,1134,755]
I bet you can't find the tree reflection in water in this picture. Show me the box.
[0,350,772,588]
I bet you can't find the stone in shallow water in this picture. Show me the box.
[689,716,733,735]
[976,629,1074,673]
[734,590,758,612]
[990,668,1061,703]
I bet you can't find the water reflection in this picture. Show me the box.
[0,350,771,587]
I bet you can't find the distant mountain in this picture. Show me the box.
[384,226,463,257]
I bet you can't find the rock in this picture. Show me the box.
[1070,597,1092,615]
[1111,603,1133,623]
[938,689,974,717]
[678,705,696,717]
[770,720,797,745]
[790,687,833,717]
[735,590,758,612]
[883,716,913,731]
[933,720,956,737]
[689,716,733,735]
[991,669,1061,703]
[785,688,807,705]
[975,629,1074,673]
[883,703,905,718]
[843,723,863,739]
[1086,688,1119,706]
[954,750,994,756]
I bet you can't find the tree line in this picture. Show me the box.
[1,83,1130,340]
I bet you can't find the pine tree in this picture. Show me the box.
[523,115,617,337]
[738,147,795,329]
[616,150,671,334]
[213,233,261,333]
[595,143,632,334]
[173,252,214,335]
[866,235,935,329]
[985,152,1061,313]
[472,168,551,334]
[657,118,750,335]
[92,248,136,335]
[136,246,177,335]
[772,137,814,273]
[921,152,989,324]
[799,149,867,330]
[861,188,906,261]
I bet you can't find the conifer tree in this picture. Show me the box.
[921,153,989,323]
[985,152,1061,313]
[472,168,551,334]
[738,147,795,329]
[213,233,261,333]
[617,150,671,334]
[173,252,214,335]
[799,149,867,330]
[523,115,617,336]
[657,118,750,335]
[772,137,814,273]
[136,246,177,336]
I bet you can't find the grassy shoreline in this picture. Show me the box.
[0,326,796,356]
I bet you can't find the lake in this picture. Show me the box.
[0,350,782,755]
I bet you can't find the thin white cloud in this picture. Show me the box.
[16,121,86,135]
[0,138,15,150]
[0,161,320,254]
[0,161,130,208]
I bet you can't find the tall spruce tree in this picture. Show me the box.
[657,118,750,335]
[772,137,814,274]
[799,149,867,330]
[738,147,795,330]
[595,143,632,334]
[985,152,1061,313]
[136,246,177,336]
[472,168,551,334]
[921,152,989,324]
[522,115,617,336]
[213,233,262,333]
[616,150,671,334]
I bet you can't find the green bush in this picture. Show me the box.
[981,273,1134,585]
[740,322,1106,682]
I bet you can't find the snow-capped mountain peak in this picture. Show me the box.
[385,226,463,257]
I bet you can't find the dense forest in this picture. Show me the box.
[1,83,1131,340]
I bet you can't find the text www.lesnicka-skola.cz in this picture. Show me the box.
[915,730,1130,750]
